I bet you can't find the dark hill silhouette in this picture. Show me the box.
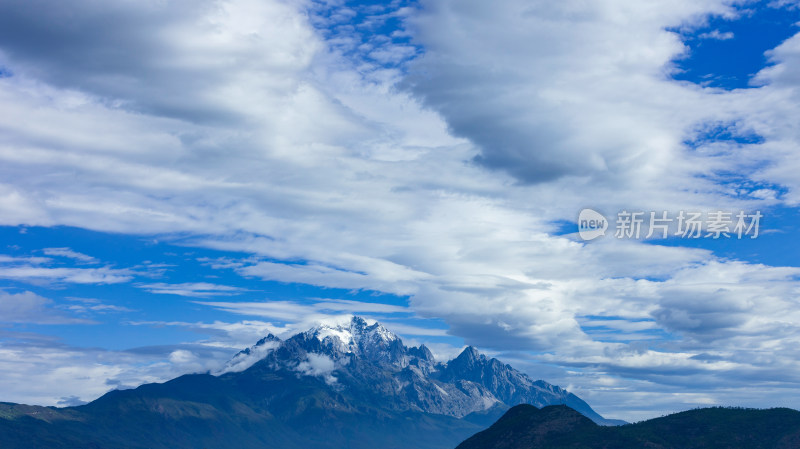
[456,404,800,449]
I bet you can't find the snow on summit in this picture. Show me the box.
[305,316,399,354]
[219,316,401,374]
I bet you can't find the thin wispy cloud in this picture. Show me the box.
[138,282,247,298]
[42,247,97,263]
[0,264,133,285]
[698,29,735,40]
[0,291,94,324]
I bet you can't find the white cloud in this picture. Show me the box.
[0,264,133,285]
[217,338,281,375]
[296,352,337,385]
[138,282,246,298]
[0,290,91,324]
[129,319,281,350]
[42,247,97,263]
[63,297,133,314]
[698,29,735,40]
[168,349,199,365]
[0,255,51,265]
[194,299,417,337]
[236,260,428,296]
[697,30,733,41]
[404,0,733,187]
[0,252,137,286]
[0,336,233,406]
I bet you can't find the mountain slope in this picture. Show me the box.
[456,404,800,449]
[0,316,620,448]
[1,371,483,449]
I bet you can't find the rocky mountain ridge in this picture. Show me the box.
[221,316,619,424]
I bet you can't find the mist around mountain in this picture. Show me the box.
[0,316,621,448]
[456,404,800,449]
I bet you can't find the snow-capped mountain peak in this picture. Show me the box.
[215,316,617,425]
[301,316,400,356]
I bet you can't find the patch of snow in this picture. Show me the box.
[316,327,354,346]
[307,316,399,356]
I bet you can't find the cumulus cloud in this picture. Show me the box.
[404,0,727,184]
[746,31,800,204]
[0,0,320,125]
[295,352,337,385]
[400,0,800,216]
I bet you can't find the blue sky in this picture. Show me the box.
[1,0,800,421]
